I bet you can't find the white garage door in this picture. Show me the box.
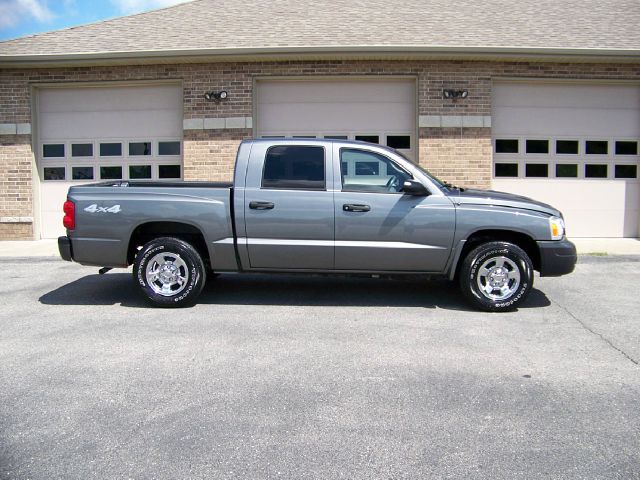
[37,83,183,239]
[492,81,640,238]
[256,78,416,160]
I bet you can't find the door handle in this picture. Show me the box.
[343,203,371,212]
[249,201,275,210]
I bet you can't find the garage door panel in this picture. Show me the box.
[260,102,413,133]
[492,82,640,238]
[40,109,181,140]
[256,78,416,160]
[37,84,182,239]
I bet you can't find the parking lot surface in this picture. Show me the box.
[1,256,639,479]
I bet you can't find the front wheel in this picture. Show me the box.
[459,241,533,312]
[133,237,206,308]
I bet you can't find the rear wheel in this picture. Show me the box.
[459,241,533,312]
[133,237,206,307]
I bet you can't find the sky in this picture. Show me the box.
[0,0,192,41]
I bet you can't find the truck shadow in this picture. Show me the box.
[39,272,551,311]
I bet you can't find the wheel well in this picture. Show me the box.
[454,229,541,279]
[127,222,210,267]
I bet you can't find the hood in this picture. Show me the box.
[448,188,561,217]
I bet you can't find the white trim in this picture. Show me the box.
[184,116,252,131]
[0,217,34,223]
[418,115,491,128]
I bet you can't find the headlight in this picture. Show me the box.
[549,216,565,240]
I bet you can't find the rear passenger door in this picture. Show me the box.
[243,142,335,270]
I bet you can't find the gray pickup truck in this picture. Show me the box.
[58,138,576,311]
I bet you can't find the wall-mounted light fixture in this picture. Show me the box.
[443,89,468,99]
[204,90,229,101]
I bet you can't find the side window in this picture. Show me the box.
[262,145,325,190]
[340,148,410,193]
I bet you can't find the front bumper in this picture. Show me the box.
[58,236,73,262]
[537,238,577,277]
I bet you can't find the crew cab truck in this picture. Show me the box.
[58,139,576,311]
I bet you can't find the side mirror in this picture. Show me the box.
[402,180,429,196]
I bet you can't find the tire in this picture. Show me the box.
[133,237,206,308]
[459,241,533,312]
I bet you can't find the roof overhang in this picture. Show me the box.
[1,45,639,68]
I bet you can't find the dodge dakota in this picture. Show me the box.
[58,138,577,311]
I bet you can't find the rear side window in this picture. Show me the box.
[262,146,325,190]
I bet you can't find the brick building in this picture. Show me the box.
[0,0,639,240]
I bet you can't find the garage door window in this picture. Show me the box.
[585,141,608,155]
[585,164,607,178]
[526,140,549,154]
[556,140,579,155]
[615,165,637,179]
[71,143,93,157]
[556,164,578,178]
[495,139,519,153]
[129,165,152,179]
[495,163,518,177]
[158,165,181,179]
[355,135,380,144]
[100,166,123,179]
[129,142,152,156]
[386,135,411,150]
[615,141,638,155]
[72,166,94,180]
[43,144,65,158]
[100,142,122,157]
[158,141,181,156]
[262,146,325,190]
[525,164,548,177]
[43,167,65,180]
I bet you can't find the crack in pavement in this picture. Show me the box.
[552,297,639,366]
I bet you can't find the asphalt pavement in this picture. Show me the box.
[0,256,639,479]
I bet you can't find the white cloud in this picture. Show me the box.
[109,0,191,14]
[0,0,56,29]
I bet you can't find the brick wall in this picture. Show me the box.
[0,134,33,239]
[1,59,639,239]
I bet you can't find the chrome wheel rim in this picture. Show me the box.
[476,256,521,301]
[145,252,189,297]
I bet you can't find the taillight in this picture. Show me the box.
[63,200,75,230]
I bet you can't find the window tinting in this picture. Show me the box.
[355,161,380,176]
[129,165,152,179]
[526,139,549,154]
[43,144,65,158]
[494,163,518,177]
[495,139,518,153]
[100,142,122,157]
[556,140,579,155]
[341,149,411,193]
[71,143,93,157]
[585,164,607,178]
[158,141,181,156]
[100,166,123,180]
[615,141,638,155]
[386,135,411,150]
[262,146,325,190]
[355,135,380,144]
[341,161,348,175]
[129,142,151,156]
[615,165,637,179]
[43,167,65,180]
[586,141,608,155]
[525,164,548,177]
[159,165,181,179]
[556,164,578,178]
[72,166,93,180]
